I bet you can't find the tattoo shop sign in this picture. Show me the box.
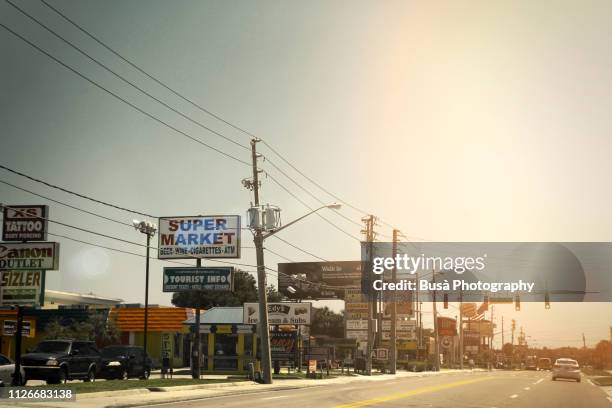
[243,302,312,325]
[2,205,48,241]
[158,216,241,259]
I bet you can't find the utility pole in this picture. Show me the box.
[362,215,376,375]
[432,270,440,371]
[192,257,202,379]
[251,138,273,384]
[11,306,24,386]
[582,333,586,348]
[390,229,398,374]
[501,316,505,347]
[459,288,463,369]
[511,319,516,346]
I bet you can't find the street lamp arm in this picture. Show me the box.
[261,204,340,240]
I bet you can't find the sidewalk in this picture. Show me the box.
[2,369,485,408]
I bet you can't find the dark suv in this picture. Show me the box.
[21,340,101,384]
[99,345,152,380]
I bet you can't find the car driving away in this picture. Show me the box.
[99,345,151,380]
[21,340,101,385]
[552,358,581,382]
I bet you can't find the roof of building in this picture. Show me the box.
[110,306,193,332]
[184,307,244,325]
[45,290,122,305]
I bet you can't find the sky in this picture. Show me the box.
[1,0,612,347]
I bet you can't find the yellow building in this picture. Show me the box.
[185,307,257,374]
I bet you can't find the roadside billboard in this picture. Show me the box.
[465,320,493,337]
[162,267,234,292]
[2,205,49,242]
[460,303,477,318]
[277,261,361,299]
[0,270,42,306]
[243,302,311,325]
[0,242,59,270]
[158,216,241,259]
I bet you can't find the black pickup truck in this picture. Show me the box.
[21,340,101,384]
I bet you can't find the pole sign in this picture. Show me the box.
[437,317,457,337]
[2,205,48,241]
[158,216,241,259]
[0,271,42,306]
[162,267,234,292]
[270,331,297,360]
[0,242,59,270]
[243,302,311,325]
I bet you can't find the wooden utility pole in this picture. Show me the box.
[389,229,398,374]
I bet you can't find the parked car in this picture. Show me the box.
[98,345,151,380]
[21,340,101,385]
[537,358,552,371]
[0,354,26,386]
[552,358,581,382]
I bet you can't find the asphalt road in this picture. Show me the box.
[150,370,612,408]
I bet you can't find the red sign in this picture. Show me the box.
[437,317,457,337]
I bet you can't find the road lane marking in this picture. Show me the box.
[332,377,494,408]
[523,387,530,390]
[261,396,289,400]
[588,379,595,386]
[534,379,544,385]
[510,394,518,399]
[607,396,612,404]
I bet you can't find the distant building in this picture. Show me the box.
[42,290,122,309]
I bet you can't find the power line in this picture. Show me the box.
[0,164,156,218]
[0,22,251,167]
[37,0,408,239]
[264,171,361,242]
[6,0,249,152]
[263,247,295,263]
[39,0,256,142]
[0,178,133,228]
[269,235,329,262]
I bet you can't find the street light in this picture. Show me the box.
[249,203,341,384]
[133,219,157,379]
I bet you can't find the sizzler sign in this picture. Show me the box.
[2,205,48,241]
[158,216,241,259]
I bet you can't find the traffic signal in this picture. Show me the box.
[512,319,516,331]
[515,294,521,311]
[545,292,550,309]
[443,293,448,309]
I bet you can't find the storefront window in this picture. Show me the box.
[214,334,238,370]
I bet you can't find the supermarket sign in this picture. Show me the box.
[158,216,241,259]
[0,242,59,270]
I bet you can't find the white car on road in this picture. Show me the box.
[552,358,581,382]
[0,353,26,386]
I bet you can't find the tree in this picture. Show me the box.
[171,270,284,308]
[310,307,344,338]
[44,311,118,346]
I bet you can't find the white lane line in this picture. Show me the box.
[261,396,289,400]
[510,394,519,399]
[588,379,596,386]
[534,378,544,385]
[523,387,530,391]
[607,396,612,404]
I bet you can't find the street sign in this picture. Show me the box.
[158,215,241,259]
[1,205,48,242]
[2,320,34,337]
[437,317,457,337]
[346,330,368,341]
[277,261,362,299]
[243,302,311,325]
[460,303,477,318]
[346,320,369,330]
[373,348,389,361]
[162,267,234,292]
[0,242,59,270]
[0,270,42,306]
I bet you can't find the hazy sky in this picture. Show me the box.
[1,0,612,347]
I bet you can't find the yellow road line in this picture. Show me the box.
[333,376,495,408]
